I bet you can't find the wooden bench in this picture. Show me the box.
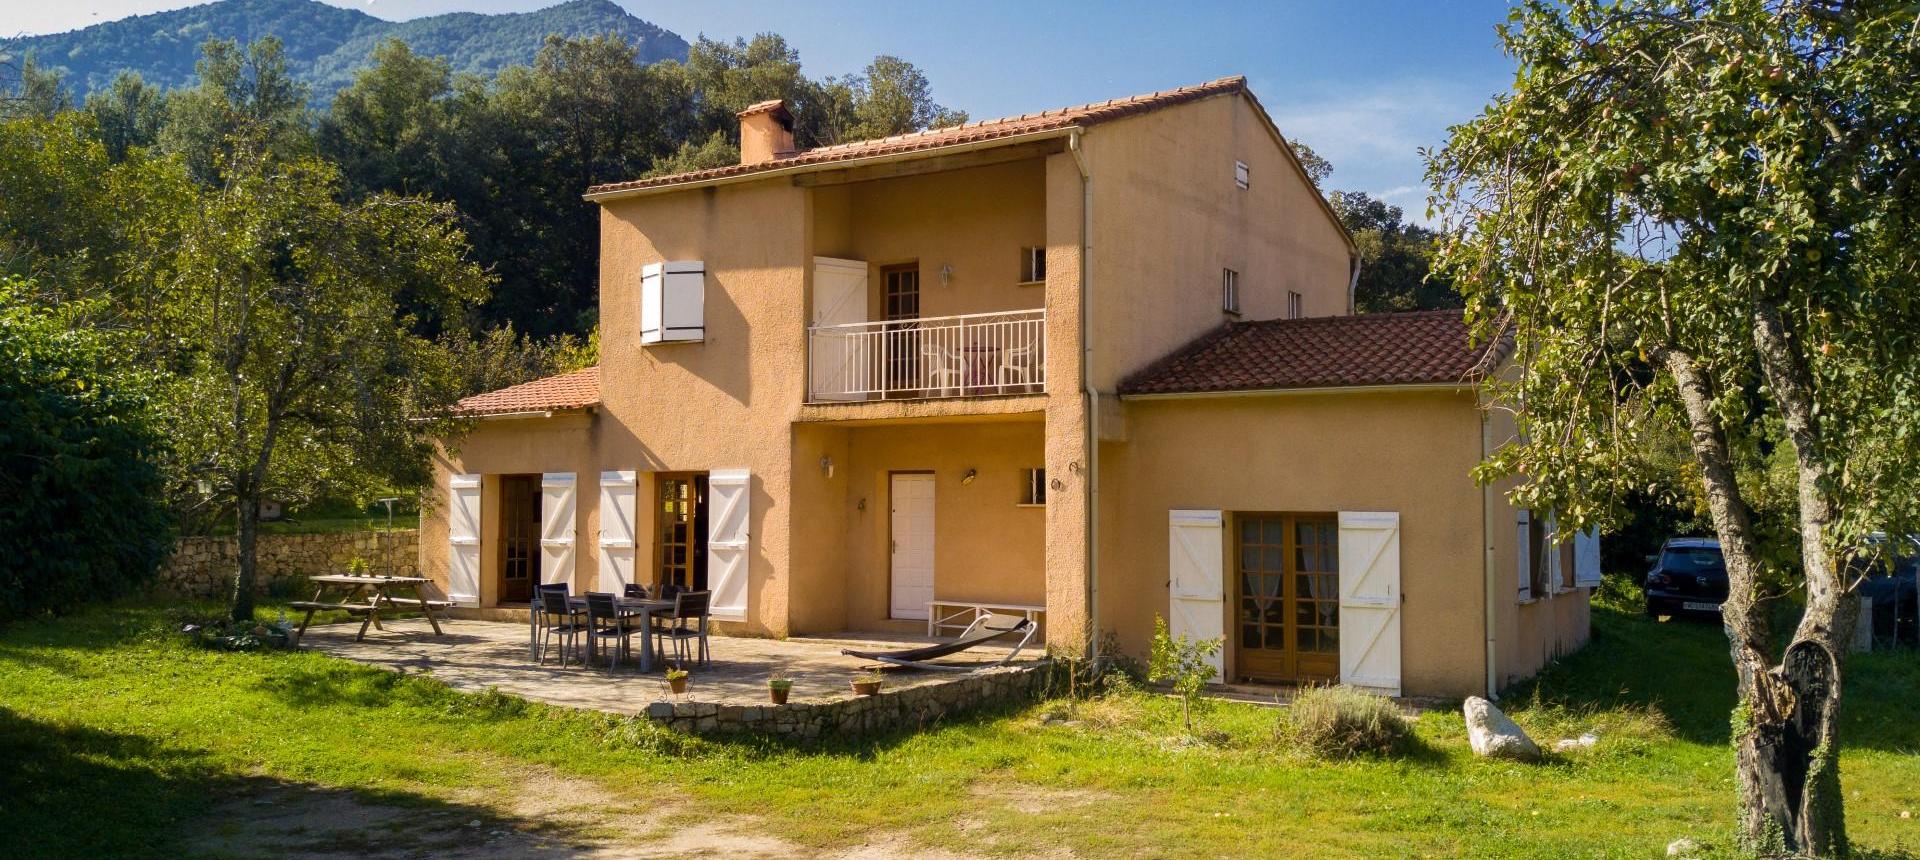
[378,597,455,610]
[926,600,1046,638]
[288,601,376,614]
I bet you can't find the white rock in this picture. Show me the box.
[1463,696,1540,761]
[1666,837,1700,858]
[1553,732,1599,753]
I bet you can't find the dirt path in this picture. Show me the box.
[187,762,1088,859]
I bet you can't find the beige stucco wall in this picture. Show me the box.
[1483,393,1593,689]
[812,158,1050,321]
[1081,93,1355,391]
[1102,389,1492,699]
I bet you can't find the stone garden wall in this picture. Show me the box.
[645,663,1050,738]
[159,530,419,598]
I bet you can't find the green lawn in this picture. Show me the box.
[2,591,1917,859]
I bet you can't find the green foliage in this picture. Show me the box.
[0,279,172,620]
[1146,615,1222,734]
[1331,189,1460,312]
[82,72,166,161]
[159,37,311,184]
[1281,684,1415,759]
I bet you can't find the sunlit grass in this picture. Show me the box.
[1,587,1916,859]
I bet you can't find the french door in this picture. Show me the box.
[498,475,539,603]
[1235,513,1340,683]
[881,264,920,392]
[656,474,708,591]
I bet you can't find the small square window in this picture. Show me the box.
[1019,246,1046,284]
[1234,160,1250,189]
[1222,268,1241,315]
[1020,468,1047,505]
[1287,290,1303,319]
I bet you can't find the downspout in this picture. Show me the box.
[1481,408,1499,699]
[1346,254,1363,315]
[1069,130,1101,662]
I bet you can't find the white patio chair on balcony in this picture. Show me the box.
[996,341,1039,391]
[922,344,963,396]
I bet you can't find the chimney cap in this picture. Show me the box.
[737,99,793,125]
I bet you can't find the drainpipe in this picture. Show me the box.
[1346,254,1363,315]
[1481,408,1499,700]
[1069,130,1100,662]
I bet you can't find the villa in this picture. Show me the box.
[421,76,1595,699]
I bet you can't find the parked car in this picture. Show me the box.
[1644,538,1728,619]
[1848,534,1919,647]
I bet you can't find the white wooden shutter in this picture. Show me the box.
[1573,526,1603,588]
[1168,510,1225,682]
[641,261,705,344]
[446,474,482,607]
[1516,509,1533,602]
[1338,511,1402,697]
[707,468,750,620]
[597,470,637,592]
[539,473,576,587]
[809,257,867,401]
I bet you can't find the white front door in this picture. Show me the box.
[890,473,935,620]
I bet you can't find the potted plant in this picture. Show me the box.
[666,667,689,695]
[768,675,793,705]
[851,671,884,697]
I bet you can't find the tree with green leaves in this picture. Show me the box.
[160,37,311,184]
[0,277,173,620]
[83,71,166,161]
[1330,190,1458,312]
[162,143,489,621]
[1427,2,1920,854]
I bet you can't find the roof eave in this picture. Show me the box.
[583,127,1080,203]
[1119,381,1477,401]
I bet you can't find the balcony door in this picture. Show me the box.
[882,263,920,394]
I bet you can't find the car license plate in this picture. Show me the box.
[1683,601,1721,612]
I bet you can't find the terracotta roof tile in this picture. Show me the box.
[585,76,1249,197]
[455,366,600,416]
[1119,310,1510,396]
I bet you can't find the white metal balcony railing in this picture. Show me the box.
[808,309,1046,402]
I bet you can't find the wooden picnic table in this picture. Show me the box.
[529,594,674,672]
[292,574,450,644]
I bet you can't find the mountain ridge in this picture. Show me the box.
[1,0,690,103]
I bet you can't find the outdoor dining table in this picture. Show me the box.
[529,595,674,671]
[292,574,447,644]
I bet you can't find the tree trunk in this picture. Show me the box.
[230,482,258,623]
[1749,303,1850,858]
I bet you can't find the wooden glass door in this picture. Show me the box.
[1234,513,1339,683]
[882,263,919,392]
[499,475,539,603]
[656,474,708,591]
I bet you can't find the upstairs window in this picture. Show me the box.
[640,261,706,344]
[1222,268,1241,315]
[1020,468,1047,506]
[1234,160,1250,189]
[1287,290,1303,319]
[1019,246,1046,284]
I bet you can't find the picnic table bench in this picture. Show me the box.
[292,575,448,644]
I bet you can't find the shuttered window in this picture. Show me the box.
[640,261,705,343]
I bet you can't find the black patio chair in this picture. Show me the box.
[529,582,572,660]
[537,588,587,666]
[584,592,632,672]
[657,590,711,668]
[622,583,650,600]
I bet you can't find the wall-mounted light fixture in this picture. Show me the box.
[820,455,834,478]
[939,263,954,286]
[961,468,977,486]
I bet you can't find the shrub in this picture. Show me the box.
[0,279,172,620]
[1147,615,1222,734]
[1282,684,1414,759]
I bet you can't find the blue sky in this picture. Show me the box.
[6,1,1524,218]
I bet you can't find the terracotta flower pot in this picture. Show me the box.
[668,676,688,695]
[770,685,791,705]
[851,679,882,697]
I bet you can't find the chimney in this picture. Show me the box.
[737,99,797,166]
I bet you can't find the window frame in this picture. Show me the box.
[1018,468,1047,506]
[1287,290,1303,319]
[1222,268,1241,316]
[1018,246,1046,285]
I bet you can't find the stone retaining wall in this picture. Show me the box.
[159,530,419,598]
[644,663,1050,738]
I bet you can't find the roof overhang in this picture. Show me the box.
[583,128,1079,204]
[1119,381,1475,401]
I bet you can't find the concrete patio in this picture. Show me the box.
[300,617,1042,719]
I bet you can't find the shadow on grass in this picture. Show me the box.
[0,705,617,860]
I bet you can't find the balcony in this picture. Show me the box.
[808,309,1046,402]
